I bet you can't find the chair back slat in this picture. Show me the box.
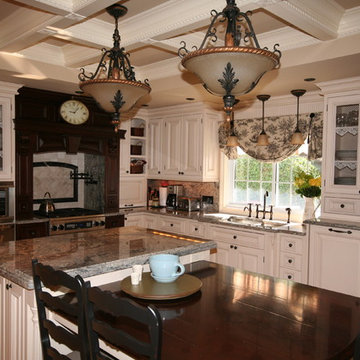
[43,319,81,352]
[32,259,89,360]
[39,291,79,317]
[84,284,162,360]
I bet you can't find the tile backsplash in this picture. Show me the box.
[147,180,219,211]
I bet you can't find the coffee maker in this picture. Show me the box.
[166,185,184,209]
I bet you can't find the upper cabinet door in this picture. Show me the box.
[162,116,182,176]
[147,118,163,177]
[325,94,360,194]
[180,115,202,177]
[0,96,13,181]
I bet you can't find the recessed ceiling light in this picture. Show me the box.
[304,77,316,82]
[186,97,195,101]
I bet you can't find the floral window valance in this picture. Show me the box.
[219,112,323,162]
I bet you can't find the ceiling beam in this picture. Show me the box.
[261,0,344,40]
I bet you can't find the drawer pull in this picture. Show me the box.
[328,228,352,234]
[288,259,293,264]
[6,283,12,290]
[287,275,292,280]
[340,204,345,208]
[288,243,293,248]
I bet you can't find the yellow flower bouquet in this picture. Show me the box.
[294,169,321,198]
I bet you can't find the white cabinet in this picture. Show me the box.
[1,276,24,360]
[119,176,147,208]
[309,224,360,297]
[0,276,40,360]
[124,213,144,227]
[0,82,21,181]
[206,225,266,274]
[157,215,187,234]
[317,77,360,221]
[147,118,163,177]
[119,118,147,176]
[147,106,221,181]
[277,233,308,284]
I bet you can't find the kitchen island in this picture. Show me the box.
[0,226,215,360]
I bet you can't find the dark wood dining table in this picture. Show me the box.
[100,261,360,360]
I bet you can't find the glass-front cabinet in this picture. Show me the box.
[319,76,360,221]
[326,94,360,193]
[0,82,21,182]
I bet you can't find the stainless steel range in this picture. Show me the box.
[35,208,106,235]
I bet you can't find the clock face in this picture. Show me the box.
[60,100,89,125]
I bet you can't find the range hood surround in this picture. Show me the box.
[14,87,125,220]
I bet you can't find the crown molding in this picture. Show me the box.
[316,76,360,94]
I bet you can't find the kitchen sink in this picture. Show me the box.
[221,215,288,228]
[202,213,289,228]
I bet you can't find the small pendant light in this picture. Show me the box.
[256,94,270,146]
[291,89,306,145]
[226,112,240,147]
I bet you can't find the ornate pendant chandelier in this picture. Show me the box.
[290,89,306,145]
[178,0,281,120]
[78,4,151,132]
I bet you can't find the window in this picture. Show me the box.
[224,144,321,219]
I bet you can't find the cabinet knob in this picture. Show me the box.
[158,171,161,174]
[170,223,174,227]
[230,245,234,249]
[288,259,293,264]
[340,204,345,208]
[233,235,237,239]
[194,227,198,231]
[234,246,238,250]
[288,243,293,248]
[126,170,129,173]
[287,275,292,280]
[6,283,12,290]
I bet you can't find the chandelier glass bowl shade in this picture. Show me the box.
[178,0,281,117]
[256,94,270,146]
[290,89,306,145]
[78,4,151,132]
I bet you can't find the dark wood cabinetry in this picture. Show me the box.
[14,88,125,219]
[105,214,125,229]
[16,222,48,240]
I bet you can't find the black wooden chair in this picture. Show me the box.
[32,259,89,360]
[83,283,162,360]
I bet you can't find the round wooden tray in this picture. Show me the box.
[121,272,202,300]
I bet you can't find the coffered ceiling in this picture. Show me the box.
[0,0,359,111]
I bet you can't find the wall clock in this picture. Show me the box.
[60,100,89,125]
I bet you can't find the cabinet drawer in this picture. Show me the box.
[280,235,304,254]
[280,253,302,271]
[105,215,124,229]
[323,196,360,215]
[158,216,186,234]
[209,225,264,249]
[186,221,205,238]
[16,222,48,240]
[279,267,302,282]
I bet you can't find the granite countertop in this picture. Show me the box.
[121,207,307,235]
[0,226,215,290]
[305,218,360,231]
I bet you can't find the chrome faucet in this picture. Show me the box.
[256,191,273,219]
[243,203,252,217]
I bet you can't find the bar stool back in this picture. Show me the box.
[83,284,162,360]
[32,259,89,360]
